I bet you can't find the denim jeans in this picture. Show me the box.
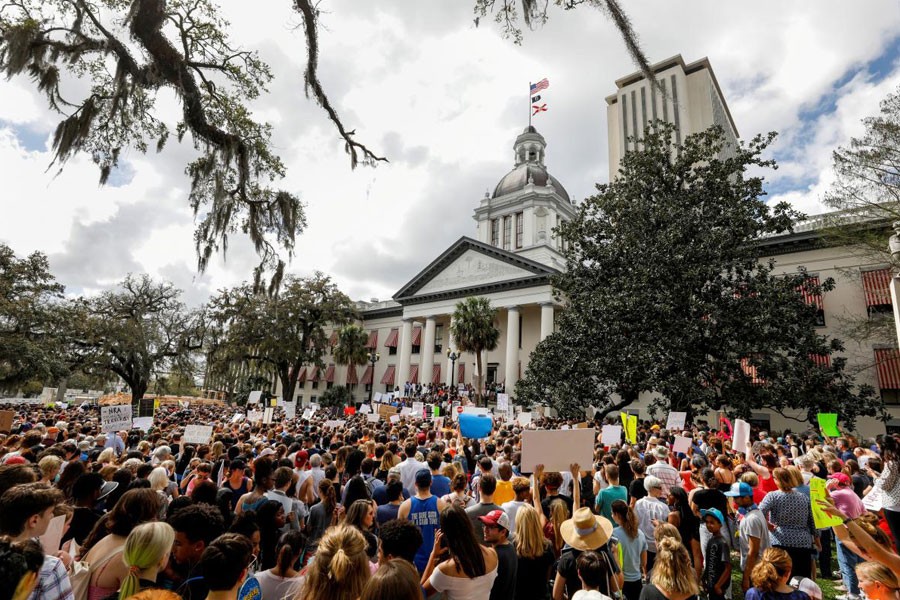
[836,538,863,596]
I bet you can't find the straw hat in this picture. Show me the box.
[560,507,614,551]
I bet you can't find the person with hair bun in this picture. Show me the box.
[255,530,305,600]
[638,536,698,600]
[856,562,900,600]
[360,559,421,600]
[296,524,369,600]
[116,522,175,600]
[746,548,810,600]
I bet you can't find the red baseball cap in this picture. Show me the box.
[828,473,851,487]
[478,509,510,530]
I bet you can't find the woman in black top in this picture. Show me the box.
[689,467,729,564]
[667,486,701,568]
[513,505,555,600]
[639,536,699,600]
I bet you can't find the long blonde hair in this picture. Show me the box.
[119,522,175,600]
[856,562,900,597]
[548,498,568,555]
[514,505,549,559]
[297,525,369,600]
[651,537,699,597]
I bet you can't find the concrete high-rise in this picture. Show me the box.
[605,54,739,180]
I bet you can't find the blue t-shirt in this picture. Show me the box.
[745,589,810,600]
[409,495,440,573]
[377,503,400,525]
[431,475,452,498]
[612,526,647,582]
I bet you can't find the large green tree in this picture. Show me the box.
[206,272,357,404]
[0,0,649,288]
[70,274,204,403]
[333,324,368,401]
[518,123,880,426]
[450,297,500,406]
[0,243,68,391]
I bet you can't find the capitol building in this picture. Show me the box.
[276,55,900,438]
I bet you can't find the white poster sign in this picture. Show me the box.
[434,416,445,431]
[390,414,401,424]
[359,404,372,414]
[400,407,412,416]
[516,412,532,426]
[366,412,381,423]
[178,400,190,410]
[247,390,262,405]
[733,418,751,454]
[231,413,245,423]
[301,409,314,420]
[601,425,622,447]
[496,393,509,411]
[247,410,264,423]
[263,407,274,424]
[39,515,66,554]
[324,419,345,429]
[183,425,213,445]
[101,404,132,433]
[665,412,687,431]
[133,416,154,432]
[672,435,692,455]
[412,401,424,415]
[372,392,383,403]
[283,402,296,419]
[521,429,595,473]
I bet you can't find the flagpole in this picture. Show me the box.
[528,81,532,128]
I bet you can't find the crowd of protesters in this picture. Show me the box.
[0,396,899,600]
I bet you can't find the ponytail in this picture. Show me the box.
[752,548,791,593]
[274,530,304,573]
[118,522,175,600]
[319,478,336,511]
[118,567,141,600]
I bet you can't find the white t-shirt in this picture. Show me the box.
[572,590,615,600]
[254,570,304,600]
[430,564,498,600]
[501,499,528,536]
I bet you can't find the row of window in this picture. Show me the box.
[490,212,524,250]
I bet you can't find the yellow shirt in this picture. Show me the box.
[493,480,515,506]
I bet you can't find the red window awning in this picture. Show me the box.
[809,354,831,368]
[408,364,419,383]
[875,348,900,390]
[862,269,892,307]
[366,330,378,349]
[432,365,441,384]
[346,366,358,385]
[740,357,764,385]
[324,364,335,383]
[309,367,320,382]
[412,327,422,346]
[384,328,399,348]
[296,367,307,384]
[361,365,374,385]
[380,365,395,386]
[458,363,465,383]
[797,276,824,310]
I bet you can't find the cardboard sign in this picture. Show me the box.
[179,400,190,409]
[496,393,509,411]
[247,391,262,405]
[665,412,686,431]
[0,410,14,433]
[521,429,595,473]
[132,416,154,432]
[732,419,751,454]
[672,435,692,455]
[817,413,841,437]
[231,413,245,423]
[283,402,296,419]
[412,401,424,415]
[359,404,372,414]
[389,414,400,424]
[263,407,274,424]
[366,412,381,423]
[183,425,213,445]
[101,404,132,433]
[810,478,843,528]
[246,410,264,423]
[372,392,383,403]
[620,412,637,444]
[601,425,622,447]
[516,412,532,426]
[400,407,412,416]
[378,404,399,418]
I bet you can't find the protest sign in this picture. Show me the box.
[412,401,424,415]
[665,412,686,431]
[372,392,383,403]
[283,401,296,419]
[400,407,412,416]
[382,393,393,402]
[262,407,274,424]
[344,406,356,416]
[179,400,190,410]
[434,416,445,431]
[324,419,345,429]
[247,391,262,405]
[732,419,751,454]
[620,412,637,444]
[521,429,595,473]
[459,413,493,439]
[496,393,509,411]
[390,414,400,424]
[378,404,399,418]
[183,425,213,445]
[462,406,492,416]
[359,404,372,414]
[39,515,66,554]
[0,410,14,433]
[301,408,313,420]
[433,404,441,418]
[231,413,245,423]
[366,412,380,423]
[810,478,843,528]
[672,435,692,455]
[575,422,589,429]
[601,425,621,447]
[516,412,532,426]
[101,404,132,433]
[246,410,264,423]
[817,413,841,438]
[132,416,154,432]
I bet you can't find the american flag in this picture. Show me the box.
[530,78,549,94]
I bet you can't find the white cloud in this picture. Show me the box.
[1,1,899,300]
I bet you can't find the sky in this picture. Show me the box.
[1,1,900,306]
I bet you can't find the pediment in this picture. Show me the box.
[393,237,557,302]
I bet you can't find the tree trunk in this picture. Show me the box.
[55,377,68,403]
[130,378,149,405]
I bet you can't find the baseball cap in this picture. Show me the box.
[478,509,510,531]
[259,448,275,458]
[415,468,432,488]
[724,482,754,498]
[416,432,426,443]
[388,466,401,478]
[700,508,725,524]
[828,473,851,487]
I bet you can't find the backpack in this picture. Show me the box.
[362,474,379,497]
[69,544,124,600]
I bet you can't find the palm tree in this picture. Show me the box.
[333,324,369,404]
[450,297,500,406]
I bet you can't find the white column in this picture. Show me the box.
[505,306,520,393]
[420,316,437,385]
[397,318,413,389]
[891,276,900,350]
[446,315,457,386]
[540,303,555,340]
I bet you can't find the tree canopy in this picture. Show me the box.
[517,123,881,426]
[333,324,369,394]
